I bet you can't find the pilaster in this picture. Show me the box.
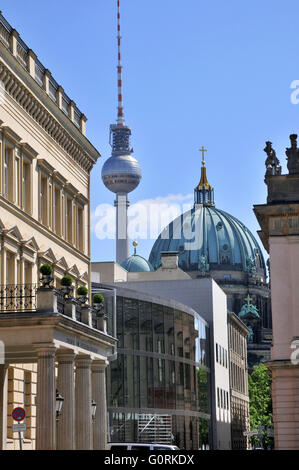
[91,360,108,449]
[57,350,76,450]
[0,364,8,450]
[75,355,92,450]
[34,343,56,450]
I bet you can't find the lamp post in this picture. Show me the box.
[91,399,97,420]
[56,389,64,421]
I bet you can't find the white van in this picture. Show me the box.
[108,443,179,451]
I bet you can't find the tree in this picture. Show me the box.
[248,363,273,448]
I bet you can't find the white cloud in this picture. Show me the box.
[91,193,193,241]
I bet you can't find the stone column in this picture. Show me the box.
[92,360,108,450]
[34,343,56,450]
[56,350,76,450]
[75,355,92,450]
[0,364,8,450]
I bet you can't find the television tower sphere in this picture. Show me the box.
[101,152,142,194]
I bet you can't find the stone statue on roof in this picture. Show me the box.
[264,141,281,176]
[286,134,299,174]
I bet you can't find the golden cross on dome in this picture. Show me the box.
[245,294,252,306]
[199,146,207,166]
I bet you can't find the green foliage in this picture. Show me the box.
[77,285,88,296]
[60,275,73,287]
[93,294,104,304]
[248,363,273,447]
[39,264,53,275]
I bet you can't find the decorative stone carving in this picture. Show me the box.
[245,256,256,274]
[198,254,209,273]
[264,141,281,176]
[286,134,299,174]
[0,62,97,173]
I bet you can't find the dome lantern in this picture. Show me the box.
[194,146,215,206]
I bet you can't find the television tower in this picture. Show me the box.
[101,0,142,264]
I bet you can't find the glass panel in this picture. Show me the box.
[164,306,174,355]
[153,304,164,354]
[123,298,139,349]
[154,358,165,408]
[139,300,152,352]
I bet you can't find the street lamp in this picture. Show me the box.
[56,389,64,420]
[91,399,97,420]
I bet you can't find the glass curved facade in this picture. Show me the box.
[107,295,211,450]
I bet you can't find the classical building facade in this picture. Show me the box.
[254,135,299,450]
[0,12,116,450]
[227,311,250,450]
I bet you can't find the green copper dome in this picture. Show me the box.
[149,160,266,276]
[121,254,154,273]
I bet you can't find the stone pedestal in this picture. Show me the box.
[34,343,56,450]
[75,355,92,450]
[63,298,77,319]
[92,360,108,450]
[57,350,76,450]
[81,306,92,327]
[36,287,58,313]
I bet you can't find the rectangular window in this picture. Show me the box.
[78,206,84,251]
[23,162,31,213]
[54,188,61,235]
[216,343,218,363]
[15,156,20,206]
[49,183,53,229]
[40,176,47,225]
[4,147,13,200]
[6,252,14,285]
[24,262,32,284]
[66,198,72,243]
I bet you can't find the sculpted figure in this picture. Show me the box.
[264,141,281,176]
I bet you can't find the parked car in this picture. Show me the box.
[108,443,179,451]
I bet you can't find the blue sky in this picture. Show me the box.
[2,0,299,263]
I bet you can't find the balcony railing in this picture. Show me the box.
[0,283,37,312]
[0,283,107,334]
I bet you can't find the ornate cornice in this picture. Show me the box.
[0,60,98,174]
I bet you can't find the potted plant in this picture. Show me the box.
[93,293,104,313]
[77,285,88,305]
[39,264,53,288]
[60,275,73,298]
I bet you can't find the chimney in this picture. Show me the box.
[161,252,179,270]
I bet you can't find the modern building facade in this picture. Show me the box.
[104,285,211,450]
[0,12,116,450]
[254,135,299,450]
[92,257,233,450]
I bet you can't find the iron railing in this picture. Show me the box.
[0,284,37,312]
[0,283,107,333]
